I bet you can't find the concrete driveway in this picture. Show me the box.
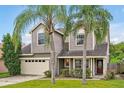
[0,75,42,86]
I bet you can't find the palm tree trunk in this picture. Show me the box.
[82,33,87,84]
[50,33,56,84]
[107,28,110,70]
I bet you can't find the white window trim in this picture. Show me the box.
[37,31,45,46]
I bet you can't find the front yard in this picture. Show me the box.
[0,72,10,78]
[1,80,124,88]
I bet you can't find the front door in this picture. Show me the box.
[96,59,103,75]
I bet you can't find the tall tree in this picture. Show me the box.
[64,5,112,84]
[1,33,21,75]
[13,5,66,84]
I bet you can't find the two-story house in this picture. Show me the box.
[21,23,109,78]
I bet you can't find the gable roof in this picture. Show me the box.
[30,22,63,36]
[22,44,31,54]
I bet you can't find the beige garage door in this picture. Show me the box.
[21,59,49,76]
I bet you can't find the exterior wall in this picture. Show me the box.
[31,24,63,56]
[103,58,107,76]
[53,32,63,56]
[0,44,8,72]
[69,30,94,51]
[0,60,8,72]
[32,25,50,53]
[33,53,50,57]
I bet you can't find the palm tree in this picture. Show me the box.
[65,5,113,84]
[12,5,67,84]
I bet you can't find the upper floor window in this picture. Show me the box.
[76,34,84,45]
[38,33,45,45]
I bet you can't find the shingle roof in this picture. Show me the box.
[58,43,107,57]
[21,43,108,57]
[22,44,31,54]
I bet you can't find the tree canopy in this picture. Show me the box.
[110,42,124,63]
[1,33,21,75]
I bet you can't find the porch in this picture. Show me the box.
[57,58,107,78]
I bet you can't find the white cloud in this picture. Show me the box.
[22,33,31,44]
[110,23,124,44]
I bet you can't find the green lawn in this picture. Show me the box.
[1,80,124,88]
[0,72,10,78]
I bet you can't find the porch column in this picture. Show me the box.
[57,58,60,75]
[92,58,95,76]
[103,58,107,76]
[90,58,93,77]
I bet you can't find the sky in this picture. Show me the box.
[0,5,124,44]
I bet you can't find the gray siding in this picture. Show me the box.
[53,32,63,56]
[32,25,50,53]
[31,24,63,56]
[69,32,94,51]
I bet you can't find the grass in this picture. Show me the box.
[0,72,10,78]
[0,80,124,88]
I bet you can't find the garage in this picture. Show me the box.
[21,58,50,76]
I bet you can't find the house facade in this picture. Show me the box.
[21,23,109,78]
[0,43,8,72]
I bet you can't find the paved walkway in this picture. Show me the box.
[0,75,42,86]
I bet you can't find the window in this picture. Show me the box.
[64,60,69,68]
[38,33,45,45]
[39,60,41,62]
[42,60,45,62]
[75,59,81,68]
[76,34,84,45]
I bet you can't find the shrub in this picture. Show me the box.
[73,68,82,78]
[1,33,21,76]
[60,68,91,79]
[71,68,91,78]
[104,71,115,80]
[44,70,51,77]
[60,69,70,77]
